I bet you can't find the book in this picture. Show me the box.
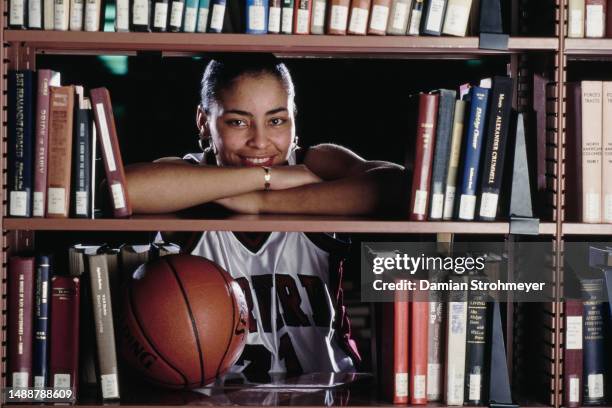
[393,299,409,404]
[457,81,491,221]
[183,0,199,31]
[169,0,186,30]
[33,255,53,389]
[568,0,585,37]
[445,277,468,405]
[33,70,61,214]
[429,89,456,220]
[581,81,603,223]
[208,0,227,32]
[580,278,606,405]
[72,88,93,218]
[427,293,444,401]
[385,0,412,35]
[407,0,424,34]
[410,300,429,404]
[269,0,282,32]
[246,0,269,33]
[347,0,371,34]
[8,70,35,218]
[367,0,391,34]
[310,0,326,33]
[49,276,80,391]
[195,0,211,31]
[47,85,75,218]
[565,82,583,222]
[132,0,152,31]
[44,0,55,28]
[114,0,130,30]
[90,87,133,218]
[120,244,152,276]
[153,0,170,31]
[441,0,472,36]
[69,0,85,30]
[9,0,27,28]
[29,0,43,28]
[586,0,606,37]
[294,0,312,33]
[409,92,439,221]
[90,105,103,218]
[603,81,612,223]
[443,98,467,220]
[421,0,447,35]
[8,256,36,387]
[464,283,489,405]
[281,0,295,32]
[533,73,549,215]
[326,0,349,33]
[563,299,583,408]
[54,0,70,30]
[478,76,514,221]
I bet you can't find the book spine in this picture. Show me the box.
[565,82,583,221]
[7,257,36,387]
[47,86,75,218]
[385,0,412,34]
[132,0,152,31]
[603,82,612,223]
[72,94,92,218]
[281,0,295,32]
[44,0,55,28]
[293,0,312,33]
[113,0,130,30]
[564,299,584,408]
[208,0,227,32]
[195,0,211,31]
[581,81,603,223]
[367,0,391,34]
[69,0,85,30]
[393,297,409,404]
[8,70,35,218]
[168,0,186,30]
[49,276,80,392]
[28,0,43,28]
[458,85,490,221]
[310,0,326,33]
[9,0,27,28]
[442,0,472,36]
[586,0,606,37]
[406,0,423,34]
[33,255,52,389]
[54,0,70,30]
[326,0,349,33]
[533,74,548,209]
[443,99,466,220]
[409,92,439,221]
[410,300,429,404]
[421,0,447,35]
[581,278,606,404]
[427,299,444,401]
[445,282,468,405]
[268,0,282,31]
[478,76,514,221]
[569,0,586,37]
[183,0,199,31]
[464,287,488,405]
[246,0,269,33]
[347,0,371,34]
[153,0,170,31]
[429,89,456,220]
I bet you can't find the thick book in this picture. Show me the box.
[8,257,36,387]
[586,0,606,37]
[385,0,412,34]
[581,81,603,223]
[33,70,61,218]
[28,0,43,28]
[182,0,199,31]
[208,0,227,32]
[565,82,583,222]
[132,0,152,31]
[47,85,75,218]
[153,0,170,31]
[580,278,606,404]
[268,0,282,32]
[195,0,211,31]
[87,254,121,399]
[445,278,468,405]
[69,0,85,30]
[72,88,93,218]
[33,255,53,389]
[310,0,326,32]
[50,276,80,391]
[281,0,295,32]
[326,0,349,33]
[429,89,456,220]
[563,299,583,408]
[409,92,439,221]
[603,82,612,223]
[441,0,472,36]
[347,0,371,34]
[90,87,133,218]
[393,299,409,404]
[457,82,491,221]
[9,0,27,28]
[478,76,514,221]
[568,0,585,37]
[410,300,429,404]
[246,0,269,33]
[367,0,391,34]
[293,0,312,33]
[421,0,447,35]
[44,0,54,28]
[427,297,444,401]
[464,284,489,405]
[443,99,467,220]
[8,70,35,218]
[114,0,130,31]
[168,0,186,30]
[54,0,70,29]
[407,0,424,34]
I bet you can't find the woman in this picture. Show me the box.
[125,55,406,376]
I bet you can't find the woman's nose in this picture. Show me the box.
[247,124,269,149]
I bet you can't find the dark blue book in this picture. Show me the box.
[33,255,53,389]
[246,0,269,33]
[457,81,491,221]
[71,88,93,219]
[8,70,35,218]
[207,0,227,32]
[580,278,606,405]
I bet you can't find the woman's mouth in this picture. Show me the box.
[240,156,276,167]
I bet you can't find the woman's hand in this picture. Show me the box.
[269,165,322,190]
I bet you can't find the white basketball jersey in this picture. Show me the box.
[191,231,355,374]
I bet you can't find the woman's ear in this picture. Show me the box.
[196,105,210,139]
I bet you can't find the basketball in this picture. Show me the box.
[119,254,248,389]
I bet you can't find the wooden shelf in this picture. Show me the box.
[565,38,612,56]
[562,223,612,235]
[3,215,557,234]
[4,31,559,56]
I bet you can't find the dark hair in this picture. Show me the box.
[200,54,296,113]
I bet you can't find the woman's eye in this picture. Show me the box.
[269,118,287,126]
[227,119,248,127]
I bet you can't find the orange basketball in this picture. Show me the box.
[119,254,248,389]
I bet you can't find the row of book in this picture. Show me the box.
[407,76,515,222]
[7,70,131,219]
[563,246,612,407]
[566,81,612,224]
[6,242,180,399]
[567,0,612,39]
[8,0,478,36]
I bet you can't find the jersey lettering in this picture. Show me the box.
[298,275,333,327]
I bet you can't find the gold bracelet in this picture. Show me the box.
[262,167,271,190]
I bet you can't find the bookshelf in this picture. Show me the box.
[1,0,609,407]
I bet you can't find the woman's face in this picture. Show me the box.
[199,73,295,167]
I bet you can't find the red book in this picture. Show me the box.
[90,88,133,218]
[410,300,429,404]
[393,298,409,403]
[564,300,583,408]
[409,93,439,221]
[7,256,35,387]
[293,0,312,33]
[49,276,80,391]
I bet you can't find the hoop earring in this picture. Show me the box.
[198,137,218,155]
[291,135,300,152]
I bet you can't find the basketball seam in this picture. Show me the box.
[212,264,236,381]
[165,257,206,388]
[127,277,189,386]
